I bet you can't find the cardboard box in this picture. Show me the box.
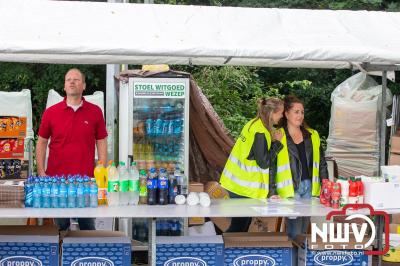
[364,181,400,209]
[0,138,24,159]
[62,230,131,266]
[189,182,205,225]
[205,181,229,199]
[390,224,400,234]
[0,117,27,138]
[391,133,400,154]
[295,235,371,266]
[204,182,230,231]
[189,182,204,193]
[224,232,293,266]
[0,225,59,266]
[389,153,400,165]
[95,218,114,231]
[248,217,280,233]
[156,236,224,266]
[0,159,28,179]
[393,214,400,224]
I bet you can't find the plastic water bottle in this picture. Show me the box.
[50,178,59,208]
[32,178,42,208]
[129,162,140,205]
[83,176,90,207]
[107,162,119,206]
[67,176,77,208]
[59,178,67,208]
[25,176,34,207]
[146,119,153,136]
[41,178,51,208]
[147,168,158,205]
[155,118,163,136]
[89,178,98,208]
[158,168,168,205]
[76,177,85,208]
[118,162,130,206]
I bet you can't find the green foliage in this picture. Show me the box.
[189,66,282,137]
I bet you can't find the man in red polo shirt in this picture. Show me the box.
[36,68,108,230]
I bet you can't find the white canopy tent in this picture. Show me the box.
[1,0,400,68]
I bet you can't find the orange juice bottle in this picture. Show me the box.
[94,160,107,205]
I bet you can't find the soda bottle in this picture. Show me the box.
[42,178,51,208]
[83,176,90,207]
[348,177,358,205]
[118,162,130,206]
[107,162,119,206]
[59,177,67,208]
[76,177,85,208]
[158,168,169,205]
[147,168,158,205]
[357,178,364,204]
[67,176,77,208]
[337,176,349,207]
[129,162,140,205]
[104,160,113,203]
[168,173,178,204]
[174,166,186,195]
[32,178,42,208]
[139,169,148,204]
[331,182,341,209]
[89,178,98,208]
[94,160,107,205]
[50,178,59,208]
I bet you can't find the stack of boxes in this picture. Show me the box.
[0,226,131,266]
[0,116,27,179]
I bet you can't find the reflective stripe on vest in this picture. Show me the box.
[229,154,269,174]
[220,118,271,199]
[276,128,321,198]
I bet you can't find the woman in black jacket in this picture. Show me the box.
[271,95,328,239]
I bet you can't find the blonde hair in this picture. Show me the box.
[250,97,283,132]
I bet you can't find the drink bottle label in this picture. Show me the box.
[120,180,129,192]
[129,180,139,192]
[108,181,119,192]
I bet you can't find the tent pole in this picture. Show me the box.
[380,71,387,173]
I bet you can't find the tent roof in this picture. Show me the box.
[1,0,400,68]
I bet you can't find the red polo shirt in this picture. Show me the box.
[38,97,108,177]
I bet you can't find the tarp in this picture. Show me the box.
[1,0,400,68]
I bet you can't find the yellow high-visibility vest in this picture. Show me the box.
[275,128,321,198]
[220,118,271,199]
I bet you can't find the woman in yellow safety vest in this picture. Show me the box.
[272,95,328,239]
[220,97,284,232]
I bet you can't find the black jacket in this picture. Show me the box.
[248,133,283,198]
[269,126,328,196]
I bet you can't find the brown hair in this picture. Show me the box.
[250,97,283,132]
[282,95,310,135]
